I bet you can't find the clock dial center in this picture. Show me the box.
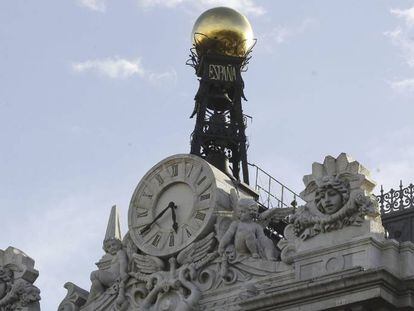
[154,182,194,230]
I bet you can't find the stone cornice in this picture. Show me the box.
[241,268,414,311]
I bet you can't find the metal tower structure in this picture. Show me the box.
[187,40,253,184]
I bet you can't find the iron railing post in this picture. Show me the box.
[268,176,271,209]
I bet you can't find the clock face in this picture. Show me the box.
[128,154,216,257]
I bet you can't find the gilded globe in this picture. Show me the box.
[191,7,254,57]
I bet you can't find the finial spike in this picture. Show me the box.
[104,205,122,242]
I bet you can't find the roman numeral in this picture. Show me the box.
[135,224,151,236]
[142,191,153,199]
[168,233,174,247]
[197,176,207,186]
[200,193,210,201]
[170,164,178,177]
[142,181,157,198]
[152,234,161,247]
[182,225,195,239]
[155,174,164,186]
[194,211,206,221]
[185,228,192,238]
[189,166,203,185]
[136,209,148,218]
[186,164,194,178]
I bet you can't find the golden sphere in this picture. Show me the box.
[191,7,254,57]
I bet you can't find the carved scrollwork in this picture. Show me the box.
[57,283,88,311]
[377,182,414,214]
[194,268,217,291]
[0,278,41,311]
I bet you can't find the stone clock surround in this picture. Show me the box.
[128,154,255,258]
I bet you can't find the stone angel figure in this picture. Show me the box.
[81,206,129,311]
[218,189,280,261]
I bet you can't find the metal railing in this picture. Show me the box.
[248,163,305,209]
[248,162,414,217]
[376,181,414,215]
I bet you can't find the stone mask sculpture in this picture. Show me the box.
[278,153,382,263]
[314,175,350,215]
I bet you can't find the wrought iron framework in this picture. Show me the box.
[187,39,254,184]
[248,161,414,246]
[376,181,414,214]
[249,163,305,209]
[376,182,414,243]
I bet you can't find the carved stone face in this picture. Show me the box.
[104,239,122,255]
[236,199,257,221]
[238,208,251,221]
[317,187,343,215]
[225,245,236,260]
[0,266,13,283]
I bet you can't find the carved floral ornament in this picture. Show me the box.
[278,153,381,263]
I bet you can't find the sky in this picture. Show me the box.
[2,0,414,310]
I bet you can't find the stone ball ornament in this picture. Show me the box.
[191,7,254,57]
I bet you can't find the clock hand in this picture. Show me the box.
[140,202,175,235]
[171,203,178,233]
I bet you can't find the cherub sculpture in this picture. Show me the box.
[82,206,129,310]
[84,238,128,305]
[218,190,279,261]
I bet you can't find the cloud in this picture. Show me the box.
[391,7,414,26]
[148,69,178,86]
[72,57,145,79]
[262,18,318,45]
[386,6,414,92]
[77,0,107,12]
[389,78,414,92]
[264,26,291,45]
[384,27,414,67]
[71,56,177,87]
[256,18,318,54]
[365,126,414,190]
[137,0,265,16]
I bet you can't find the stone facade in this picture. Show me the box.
[4,153,414,310]
[54,153,414,310]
